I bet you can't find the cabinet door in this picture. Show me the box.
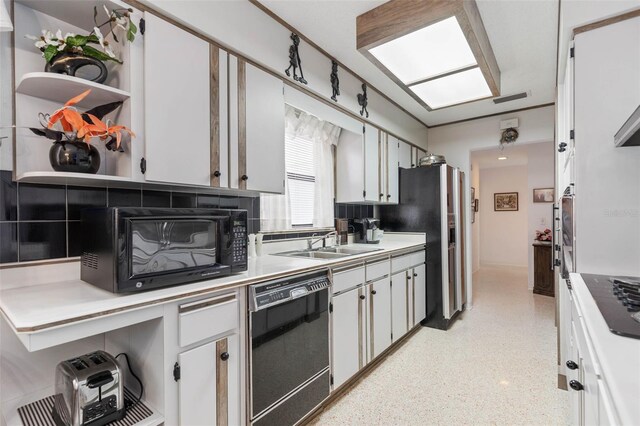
[364,123,379,202]
[413,264,426,325]
[386,134,399,204]
[391,271,408,341]
[331,288,361,389]
[244,62,285,193]
[178,335,238,426]
[368,278,391,359]
[398,141,412,169]
[335,129,365,203]
[143,12,211,186]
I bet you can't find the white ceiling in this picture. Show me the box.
[260,0,559,127]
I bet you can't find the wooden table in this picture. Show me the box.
[533,241,554,297]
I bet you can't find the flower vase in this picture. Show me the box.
[49,141,101,174]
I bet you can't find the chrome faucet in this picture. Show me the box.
[307,230,338,250]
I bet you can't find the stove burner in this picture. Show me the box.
[610,277,640,312]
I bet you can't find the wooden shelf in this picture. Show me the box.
[16,72,130,108]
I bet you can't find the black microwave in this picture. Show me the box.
[80,208,247,293]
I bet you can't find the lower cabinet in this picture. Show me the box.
[412,264,427,326]
[178,333,239,426]
[391,271,408,341]
[331,287,365,389]
[368,276,392,359]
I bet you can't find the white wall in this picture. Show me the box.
[479,166,529,268]
[428,106,555,303]
[142,0,428,147]
[0,0,13,171]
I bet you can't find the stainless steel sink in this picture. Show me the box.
[318,246,383,255]
[273,246,383,260]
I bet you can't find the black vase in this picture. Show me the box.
[45,52,108,84]
[49,141,101,174]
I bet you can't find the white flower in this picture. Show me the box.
[55,30,67,51]
[94,26,116,58]
[42,30,57,46]
[104,5,112,19]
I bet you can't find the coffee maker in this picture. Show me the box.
[353,218,383,244]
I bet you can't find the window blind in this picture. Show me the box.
[285,133,315,227]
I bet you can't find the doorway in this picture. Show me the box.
[469,141,554,293]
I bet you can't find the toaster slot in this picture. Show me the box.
[88,352,107,365]
[69,358,89,371]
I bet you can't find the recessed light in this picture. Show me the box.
[498,156,507,160]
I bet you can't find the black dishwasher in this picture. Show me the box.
[249,270,330,425]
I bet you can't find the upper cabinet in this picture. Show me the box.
[244,62,285,193]
[380,133,399,204]
[398,141,412,169]
[363,123,380,203]
[411,146,427,168]
[143,13,212,186]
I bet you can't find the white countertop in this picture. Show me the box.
[0,234,425,334]
[570,273,640,424]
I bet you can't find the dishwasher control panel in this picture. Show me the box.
[250,271,330,311]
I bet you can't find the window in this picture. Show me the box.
[286,134,315,227]
[260,105,341,232]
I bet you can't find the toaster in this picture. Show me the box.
[53,351,126,426]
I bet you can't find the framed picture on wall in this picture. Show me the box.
[494,192,518,211]
[533,188,554,203]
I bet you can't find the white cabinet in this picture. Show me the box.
[331,287,364,389]
[364,123,380,202]
[412,264,427,326]
[368,276,392,359]
[398,140,412,169]
[143,12,211,186]
[391,271,408,341]
[411,146,427,168]
[380,133,399,204]
[177,334,239,426]
[336,129,366,202]
[244,62,285,193]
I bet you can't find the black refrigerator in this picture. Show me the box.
[379,164,463,330]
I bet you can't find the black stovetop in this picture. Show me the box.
[580,274,640,340]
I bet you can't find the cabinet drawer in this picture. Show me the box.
[332,266,365,294]
[179,294,238,347]
[366,260,390,281]
[392,250,425,273]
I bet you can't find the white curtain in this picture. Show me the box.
[260,105,341,231]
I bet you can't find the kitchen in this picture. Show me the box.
[0,1,639,426]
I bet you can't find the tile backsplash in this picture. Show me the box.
[0,170,260,264]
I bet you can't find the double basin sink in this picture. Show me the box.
[275,246,383,260]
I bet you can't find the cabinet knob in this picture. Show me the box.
[220,352,230,361]
[213,171,221,178]
[241,175,248,181]
[371,290,377,295]
[359,295,365,300]
[379,193,384,198]
[413,273,418,277]
[569,380,584,391]
[566,360,578,370]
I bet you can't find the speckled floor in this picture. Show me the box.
[312,266,569,425]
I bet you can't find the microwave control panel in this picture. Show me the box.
[232,221,247,263]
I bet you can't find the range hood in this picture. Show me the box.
[614,105,640,147]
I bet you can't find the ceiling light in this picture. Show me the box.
[410,68,492,109]
[357,0,500,111]
[369,17,476,84]
[498,156,508,160]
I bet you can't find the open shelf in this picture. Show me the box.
[1,387,164,426]
[16,72,130,108]
[16,171,141,188]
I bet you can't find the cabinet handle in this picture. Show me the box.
[241,175,248,181]
[379,193,384,198]
[566,360,578,370]
[371,290,377,295]
[413,273,418,277]
[569,380,584,391]
[386,194,391,198]
[220,352,230,361]
[213,171,221,178]
[359,295,365,300]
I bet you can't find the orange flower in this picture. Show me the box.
[78,114,135,148]
[48,89,91,132]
